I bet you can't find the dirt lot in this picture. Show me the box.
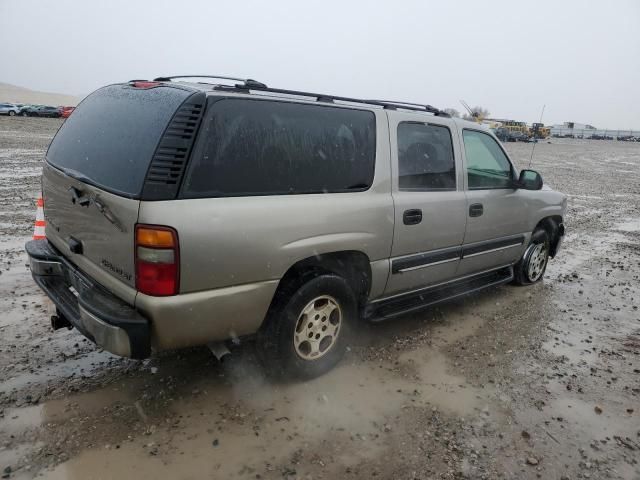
[0,117,638,480]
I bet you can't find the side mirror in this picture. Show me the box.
[516,169,543,190]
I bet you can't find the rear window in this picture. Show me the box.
[46,84,191,197]
[181,98,376,197]
[398,122,456,191]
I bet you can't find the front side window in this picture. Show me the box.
[462,129,514,189]
[181,99,376,197]
[397,122,456,191]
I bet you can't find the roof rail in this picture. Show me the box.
[154,75,448,116]
[153,75,267,88]
[363,99,445,115]
[215,83,449,116]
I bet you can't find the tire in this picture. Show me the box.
[8,110,15,116]
[21,111,28,117]
[256,274,357,380]
[513,228,550,285]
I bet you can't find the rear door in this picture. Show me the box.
[457,128,530,276]
[384,113,467,296]
[42,83,197,303]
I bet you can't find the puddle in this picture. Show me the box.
[616,218,640,232]
[40,351,489,480]
[6,311,491,479]
[427,312,486,346]
[0,404,46,434]
[399,350,491,414]
[0,387,135,435]
[0,236,31,253]
[0,443,40,480]
[551,231,630,275]
[1,350,120,394]
[545,379,638,441]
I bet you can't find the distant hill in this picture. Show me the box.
[0,82,81,106]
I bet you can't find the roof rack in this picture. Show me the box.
[154,75,448,116]
[153,75,267,88]
[363,99,444,115]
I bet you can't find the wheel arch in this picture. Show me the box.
[270,250,372,312]
[534,215,564,257]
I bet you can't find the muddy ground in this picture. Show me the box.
[0,117,638,480]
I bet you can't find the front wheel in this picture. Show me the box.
[8,110,15,116]
[256,274,356,379]
[513,228,550,285]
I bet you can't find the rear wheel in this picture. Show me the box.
[513,228,550,285]
[256,274,356,379]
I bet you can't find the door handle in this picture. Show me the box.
[469,203,483,217]
[67,236,83,255]
[68,186,91,207]
[403,209,423,225]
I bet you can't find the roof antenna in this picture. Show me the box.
[528,104,545,168]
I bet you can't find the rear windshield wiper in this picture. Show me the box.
[56,165,95,185]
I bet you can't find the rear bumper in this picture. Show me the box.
[25,239,150,359]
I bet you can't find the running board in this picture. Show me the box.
[364,266,514,322]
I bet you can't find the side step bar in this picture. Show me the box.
[364,266,514,322]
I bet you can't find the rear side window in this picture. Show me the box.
[181,99,376,197]
[46,85,191,197]
[463,129,514,189]
[397,122,456,191]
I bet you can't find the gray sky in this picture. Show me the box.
[1,0,639,128]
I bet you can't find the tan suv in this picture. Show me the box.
[26,75,566,378]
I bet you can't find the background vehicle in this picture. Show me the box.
[19,104,35,116]
[494,127,528,142]
[20,105,41,116]
[511,131,530,142]
[531,122,550,139]
[26,77,566,379]
[23,105,61,117]
[503,120,531,138]
[60,106,75,118]
[19,105,36,116]
[0,102,20,116]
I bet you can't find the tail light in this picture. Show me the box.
[135,225,179,296]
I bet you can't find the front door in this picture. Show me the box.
[458,128,531,276]
[384,114,467,296]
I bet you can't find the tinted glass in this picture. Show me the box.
[398,122,455,190]
[462,130,514,189]
[182,99,376,197]
[47,84,190,196]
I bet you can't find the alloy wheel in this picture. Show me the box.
[527,243,548,282]
[293,295,341,360]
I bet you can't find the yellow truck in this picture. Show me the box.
[531,122,550,139]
